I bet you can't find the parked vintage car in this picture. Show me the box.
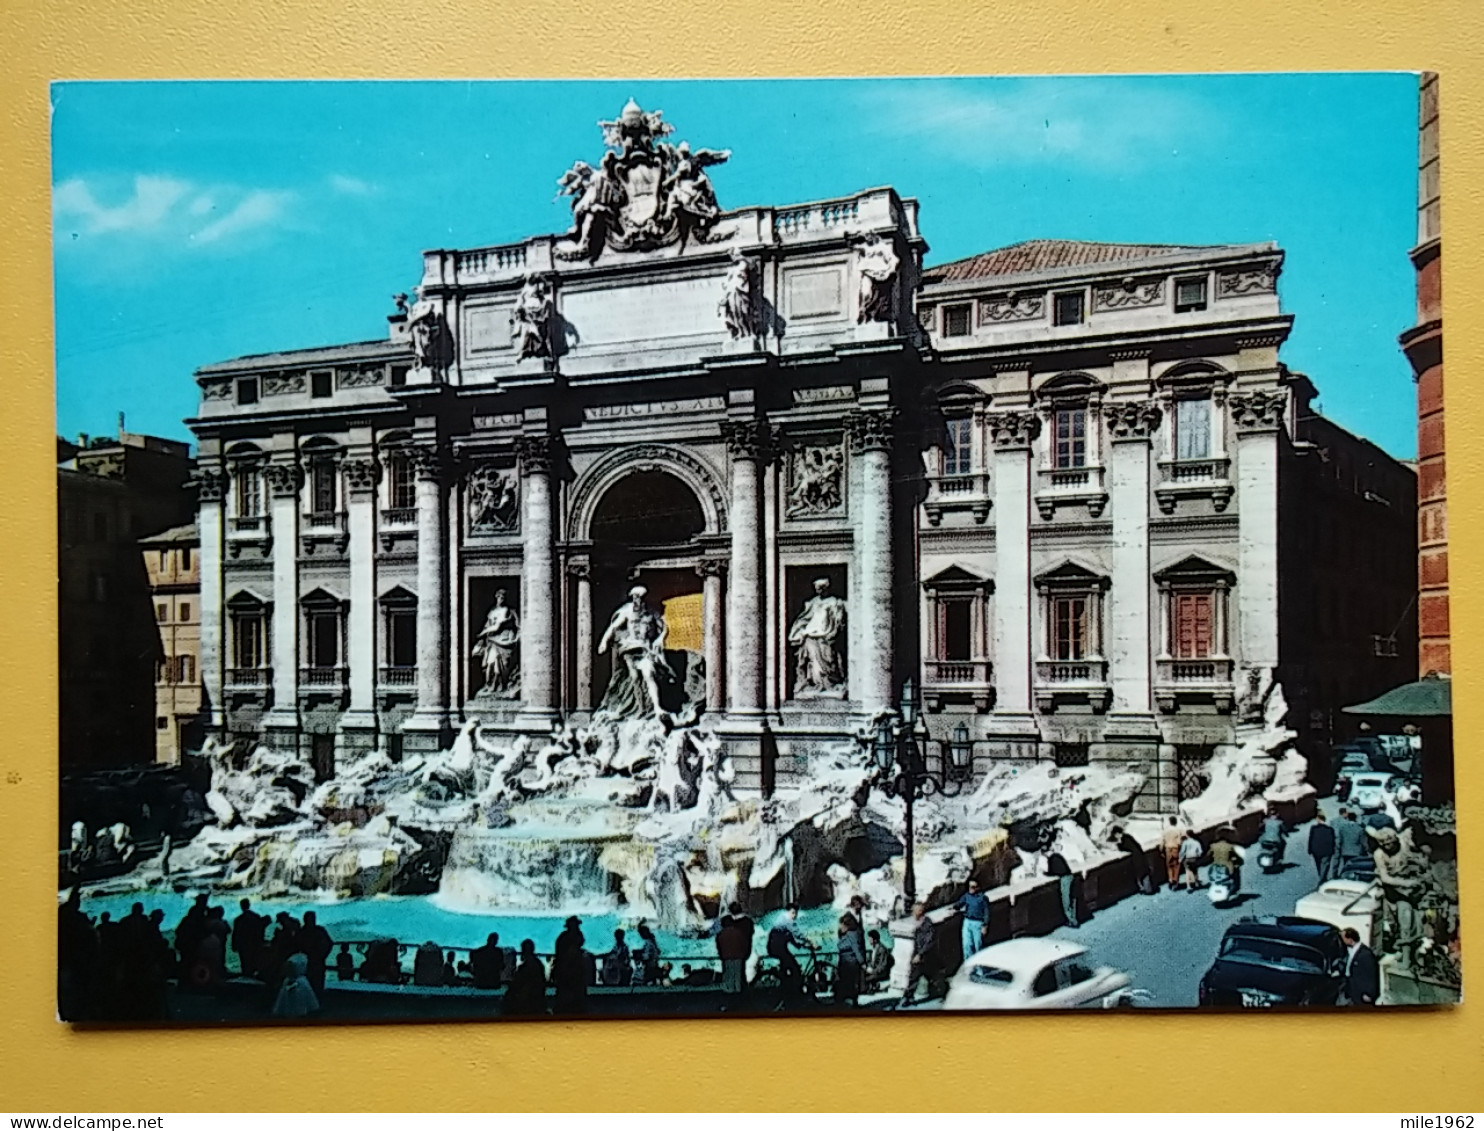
[1197,916,1347,1008]
[943,938,1138,1011]
[1334,752,1375,801]
[1293,880,1381,948]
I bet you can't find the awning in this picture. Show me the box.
[1342,675,1452,718]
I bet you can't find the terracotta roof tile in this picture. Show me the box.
[922,239,1255,284]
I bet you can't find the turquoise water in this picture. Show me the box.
[79,889,842,960]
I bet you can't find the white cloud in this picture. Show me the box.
[190,190,293,245]
[53,175,192,234]
[862,79,1214,170]
[52,175,296,251]
[328,174,375,196]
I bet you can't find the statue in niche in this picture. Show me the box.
[467,464,518,530]
[596,586,677,720]
[718,249,753,339]
[510,274,554,360]
[473,590,521,698]
[788,578,848,696]
[407,293,450,372]
[854,232,900,323]
[787,445,844,516]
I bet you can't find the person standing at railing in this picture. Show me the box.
[470,932,505,990]
[715,902,754,996]
[900,902,939,1007]
[504,939,547,1017]
[232,898,267,978]
[602,928,633,987]
[636,922,662,986]
[552,916,589,1015]
[952,878,991,960]
[835,913,864,1006]
[299,910,333,996]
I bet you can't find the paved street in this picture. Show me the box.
[1043,812,1331,1007]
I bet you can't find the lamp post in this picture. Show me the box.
[872,678,963,906]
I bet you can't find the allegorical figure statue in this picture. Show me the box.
[719,249,752,339]
[661,141,730,233]
[789,577,848,696]
[596,586,676,720]
[467,465,518,531]
[408,294,450,372]
[854,233,900,324]
[787,445,844,516]
[473,590,521,698]
[511,274,554,360]
[556,152,625,260]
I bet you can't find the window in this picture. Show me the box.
[1175,276,1208,313]
[942,304,971,337]
[235,467,263,518]
[387,607,417,668]
[311,370,333,398]
[938,599,973,661]
[156,602,169,623]
[1053,408,1087,469]
[179,547,192,571]
[1053,290,1084,326]
[386,453,416,510]
[1174,397,1211,460]
[942,417,973,476]
[1054,743,1090,768]
[231,607,266,670]
[1051,595,1089,659]
[236,378,259,406]
[1174,592,1214,659]
[386,733,404,763]
[178,655,195,684]
[1032,965,1059,997]
[389,365,409,389]
[307,607,341,668]
[157,716,169,731]
[310,460,337,516]
[180,602,191,622]
[156,660,167,684]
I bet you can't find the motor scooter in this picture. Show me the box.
[1257,835,1287,874]
[1207,863,1241,906]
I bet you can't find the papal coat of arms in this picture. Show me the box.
[556,100,733,260]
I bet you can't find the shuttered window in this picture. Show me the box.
[1174,592,1214,659]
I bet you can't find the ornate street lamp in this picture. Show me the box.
[871,678,962,905]
[949,722,974,781]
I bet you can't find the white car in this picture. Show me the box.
[1348,772,1395,812]
[1294,880,1381,948]
[943,938,1138,1011]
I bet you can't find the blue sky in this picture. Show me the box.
[51,75,1420,457]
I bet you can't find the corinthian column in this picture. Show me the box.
[262,459,303,745]
[850,408,895,715]
[406,444,449,746]
[722,419,765,718]
[1230,389,1287,675]
[194,466,227,738]
[988,411,1040,718]
[569,560,593,712]
[698,558,727,716]
[1105,400,1162,714]
[342,455,381,739]
[517,435,558,723]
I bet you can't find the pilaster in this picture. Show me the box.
[516,434,559,726]
[262,459,303,737]
[722,418,766,721]
[342,454,381,737]
[1229,389,1286,674]
[1104,400,1161,716]
[194,466,227,736]
[405,443,451,748]
[987,410,1040,723]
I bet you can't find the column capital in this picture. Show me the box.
[847,407,895,453]
[515,434,554,475]
[342,456,382,495]
[1228,389,1288,433]
[264,462,303,498]
[721,418,769,461]
[985,410,1041,449]
[404,443,444,481]
[1104,400,1163,442]
[190,466,228,503]
[566,559,591,580]
[696,558,728,579]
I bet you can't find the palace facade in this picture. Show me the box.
[187,105,1415,809]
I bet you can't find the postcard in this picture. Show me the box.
[53,75,1458,1024]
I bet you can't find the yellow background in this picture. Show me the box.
[3,0,1483,1112]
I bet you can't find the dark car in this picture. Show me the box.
[1197,917,1347,1008]
[1337,855,1377,883]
